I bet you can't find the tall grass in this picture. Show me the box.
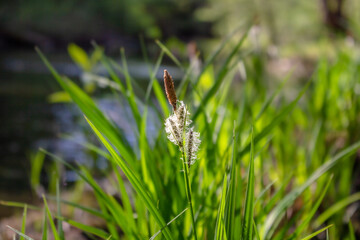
[2,26,360,240]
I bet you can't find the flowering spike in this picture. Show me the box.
[185,127,200,167]
[164,70,177,111]
[163,70,200,169]
[187,129,193,168]
[176,101,191,136]
[165,115,183,148]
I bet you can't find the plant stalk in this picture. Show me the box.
[182,151,197,240]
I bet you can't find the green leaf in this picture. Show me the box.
[289,175,333,239]
[47,91,72,103]
[215,174,228,240]
[242,126,255,240]
[315,192,360,228]
[155,40,184,70]
[43,195,60,240]
[68,43,91,71]
[36,47,136,168]
[47,196,111,220]
[42,150,134,237]
[254,71,291,121]
[253,218,261,240]
[42,209,48,240]
[192,23,249,89]
[300,225,333,240]
[192,29,249,121]
[238,80,311,159]
[349,221,355,240]
[30,150,45,192]
[85,117,173,240]
[60,217,111,239]
[6,226,34,240]
[0,200,40,210]
[150,208,188,240]
[224,124,238,239]
[262,141,360,239]
[20,205,27,240]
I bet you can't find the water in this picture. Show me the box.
[0,50,173,217]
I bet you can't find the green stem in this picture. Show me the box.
[182,151,197,240]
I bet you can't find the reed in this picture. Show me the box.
[164,70,200,239]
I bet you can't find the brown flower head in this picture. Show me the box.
[164,69,177,111]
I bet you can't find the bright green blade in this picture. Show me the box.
[238,80,311,159]
[262,141,360,239]
[59,217,111,239]
[253,218,261,240]
[0,201,40,210]
[150,208,188,240]
[224,125,238,239]
[215,174,228,240]
[315,192,360,228]
[20,205,27,240]
[254,71,291,121]
[42,150,135,237]
[36,47,136,168]
[30,150,45,192]
[289,175,333,239]
[47,196,111,220]
[192,29,249,121]
[42,209,48,240]
[42,195,60,240]
[300,225,333,240]
[85,116,173,240]
[241,127,255,240]
[191,23,249,89]
[155,40,184,70]
[349,221,355,240]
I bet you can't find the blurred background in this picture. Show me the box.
[0,0,359,223]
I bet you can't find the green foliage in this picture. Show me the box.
[3,26,360,239]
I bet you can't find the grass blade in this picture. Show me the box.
[241,126,255,240]
[300,224,333,240]
[20,205,27,240]
[30,150,45,193]
[42,195,60,240]
[254,71,291,121]
[314,192,360,228]
[47,196,111,220]
[36,47,136,168]
[289,175,333,239]
[42,150,135,237]
[225,124,238,239]
[6,226,34,240]
[253,218,261,240]
[192,29,249,121]
[150,208,188,240]
[238,80,311,159]
[59,217,111,239]
[215,174,228,240]
[85,116,173,240]
[349,221,355,240]
[262,140,360,239]
[42,209,48,240]
[0,201,40,210]
[155,40,184,70]
[191,23,249,89]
